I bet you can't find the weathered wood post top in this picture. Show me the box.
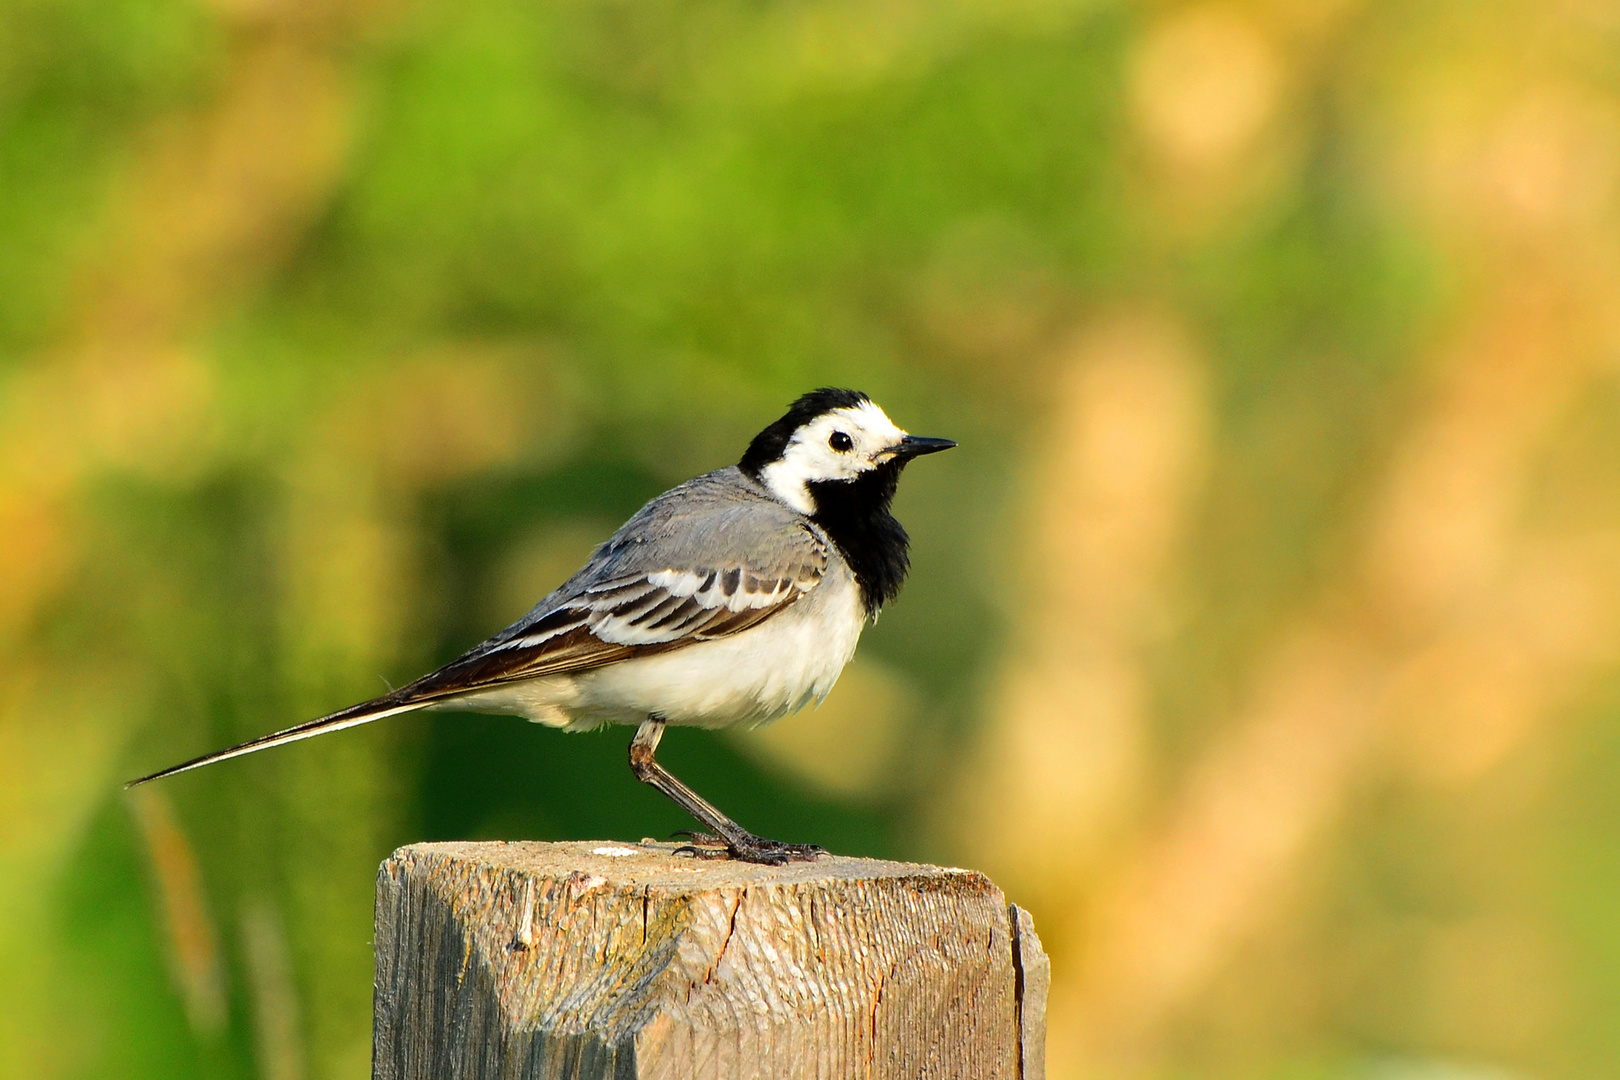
[374,840,1048,1080]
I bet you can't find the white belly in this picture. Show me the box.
[442,566,867,731]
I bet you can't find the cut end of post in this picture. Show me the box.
[373,840,1046,1080]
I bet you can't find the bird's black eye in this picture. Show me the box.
[828,431,854,453]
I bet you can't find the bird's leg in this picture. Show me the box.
[628,716,824,866]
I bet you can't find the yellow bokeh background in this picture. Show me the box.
[3,1,1619,1078]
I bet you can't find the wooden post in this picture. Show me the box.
[373,840,1048,1080]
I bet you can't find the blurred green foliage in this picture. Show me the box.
[4,0,1619,1078]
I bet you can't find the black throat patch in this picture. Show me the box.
[806,461,911,618]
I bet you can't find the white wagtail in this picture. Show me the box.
[129,388,955,864]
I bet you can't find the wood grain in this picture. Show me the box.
[373,841,1047,1080]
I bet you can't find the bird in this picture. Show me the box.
[127,388,955,865]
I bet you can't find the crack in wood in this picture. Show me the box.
[374,841,1043,1079]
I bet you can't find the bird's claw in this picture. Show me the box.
[735,840,826,866]
[671,843,733,860]
[667,835,822,867]
[691,836,827,866]
[669,829,734,859]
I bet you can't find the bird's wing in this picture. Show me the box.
[403,530,831,698]
[126,470,828,788]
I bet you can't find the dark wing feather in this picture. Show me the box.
[400,542,826,700]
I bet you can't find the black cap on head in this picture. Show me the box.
[739,388,870,476]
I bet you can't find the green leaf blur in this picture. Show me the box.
[3,1,1617,1078]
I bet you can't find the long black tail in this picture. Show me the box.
[125,695,430,788]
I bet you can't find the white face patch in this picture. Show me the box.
[759,400,907,514]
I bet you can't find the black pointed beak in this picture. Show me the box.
[894,435,957,458]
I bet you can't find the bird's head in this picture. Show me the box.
[739,388,956,516]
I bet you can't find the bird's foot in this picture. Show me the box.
[673,830,825,866]
[733,837,826,865]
